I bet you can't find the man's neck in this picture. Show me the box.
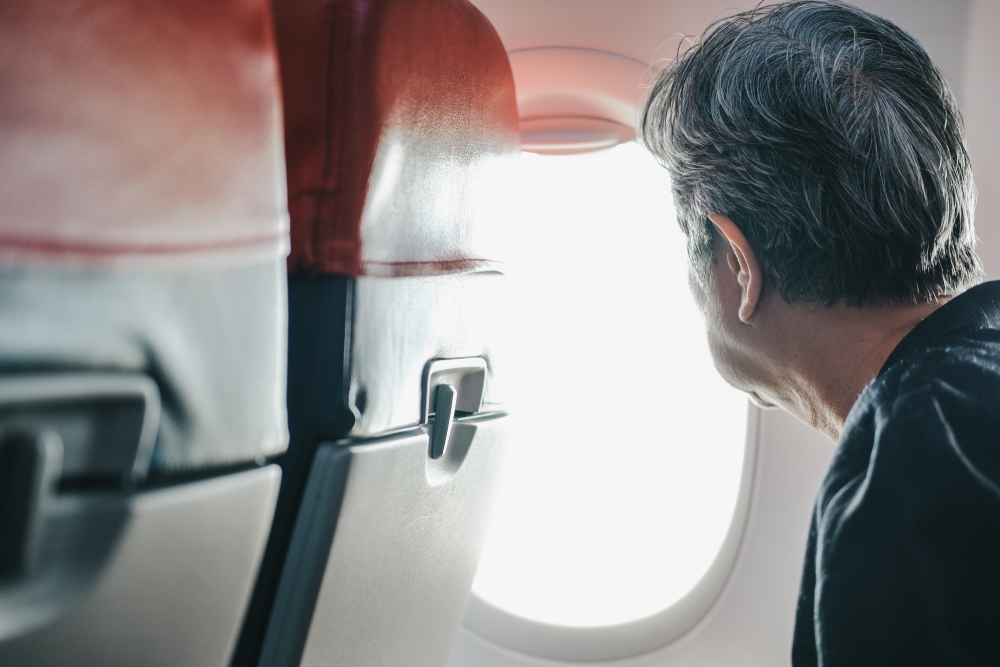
[765,297,950,441]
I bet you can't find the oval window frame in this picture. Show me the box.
[462,404,760,661]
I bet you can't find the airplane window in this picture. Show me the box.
[474,142,750,628]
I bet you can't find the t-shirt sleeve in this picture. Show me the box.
[811,375,1000,666]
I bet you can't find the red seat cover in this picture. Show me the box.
[276,0,520,276]
[0,0,288,268]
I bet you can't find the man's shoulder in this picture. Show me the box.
[864,281,1000,413]
[808,320,1000,667]
[876,326,1000,421]
[823,327,1000,516]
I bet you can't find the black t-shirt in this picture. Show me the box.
[792,281,1000,666]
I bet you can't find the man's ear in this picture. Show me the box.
[708,213,763,324]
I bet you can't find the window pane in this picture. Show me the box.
[472,142,749,628]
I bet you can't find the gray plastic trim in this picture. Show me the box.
[0,374,160,482]
[260,412,508,667]
[0,465,280,667]
[0,260,289,471]
[421,357,487,422]
[461,404,761,661]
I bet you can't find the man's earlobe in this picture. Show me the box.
[708,213,763,324]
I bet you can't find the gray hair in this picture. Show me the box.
[641,0,984,306]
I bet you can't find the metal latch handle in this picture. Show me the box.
[422,358,487,459]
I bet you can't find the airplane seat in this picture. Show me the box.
[0,1,290,666]
[232,0,521,665]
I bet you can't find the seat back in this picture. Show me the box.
[0,1,290,665]
[232,1,520,665]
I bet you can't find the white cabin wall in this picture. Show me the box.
[960,0,1000,277]
[468,0,777,68]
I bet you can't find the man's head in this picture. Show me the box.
[642,0,983,307]
[642,1,986,434]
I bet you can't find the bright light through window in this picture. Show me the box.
[472,142,749,628]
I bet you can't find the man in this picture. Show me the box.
[641,1,1000,665]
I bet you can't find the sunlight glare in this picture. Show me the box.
[472,142,749,628]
